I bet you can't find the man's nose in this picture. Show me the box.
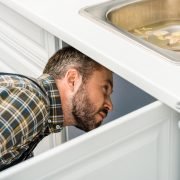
[104,96,113,111]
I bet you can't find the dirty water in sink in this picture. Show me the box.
[130,20,180,51]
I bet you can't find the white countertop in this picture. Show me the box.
[1,0,180,112]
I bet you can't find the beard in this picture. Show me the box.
[72,84,107,132]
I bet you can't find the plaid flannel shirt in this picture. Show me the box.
[0,74,63,166]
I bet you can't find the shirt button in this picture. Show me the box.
[56,125,62,130]
[48,119,51,123]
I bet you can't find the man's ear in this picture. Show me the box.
[65,68,82,92]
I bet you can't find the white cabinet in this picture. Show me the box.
[1,101,180,180]
[0,3,65,155]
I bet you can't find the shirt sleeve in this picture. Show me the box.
[0,86,49,165]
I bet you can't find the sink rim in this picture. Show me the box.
[79,0,180,65]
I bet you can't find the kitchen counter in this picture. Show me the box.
[0,0,180,112]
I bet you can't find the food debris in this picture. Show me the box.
[132,27,180,51]
[153,30,169,36]
[171,31,180,36]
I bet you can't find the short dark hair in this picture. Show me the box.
[43,47,104,82]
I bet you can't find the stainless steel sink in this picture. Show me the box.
[80,0,180,64]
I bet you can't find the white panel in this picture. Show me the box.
[0,37,64,156]
[0,60,16,73]
[34,133,65,156]
[0,21,46,66]
[0,40,41,77]
[0,3,56,66]
[0,4,63,158]
[0,3,44,46]
[0,102,179,180]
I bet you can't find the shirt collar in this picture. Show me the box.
[38,74,64,133]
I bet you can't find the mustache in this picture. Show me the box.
[75,109,109,132]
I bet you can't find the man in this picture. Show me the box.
[0,47,113,170]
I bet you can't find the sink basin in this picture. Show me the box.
[80,0,180,64]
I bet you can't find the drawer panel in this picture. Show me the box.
[1,101,180,180]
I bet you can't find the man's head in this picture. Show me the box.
[44,47,113,132]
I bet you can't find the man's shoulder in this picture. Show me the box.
[1,76,32,91]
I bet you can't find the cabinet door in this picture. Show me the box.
[1,101,179,180]
[0,37,66,154]
[0,2,66,154]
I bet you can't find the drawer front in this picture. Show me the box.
[0,3,55,70]
[1,101,179,180]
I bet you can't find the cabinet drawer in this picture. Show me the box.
[1,101,180,180]
[0,3,55,69]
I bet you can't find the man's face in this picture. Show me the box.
[72,68,113,132]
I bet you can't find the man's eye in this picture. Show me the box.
[103,86,108,93]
